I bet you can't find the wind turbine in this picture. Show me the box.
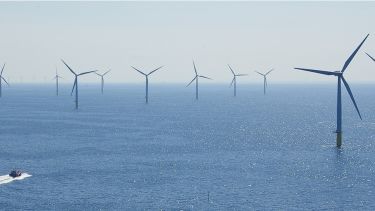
[294,34,369,147]
[95,70,111,94]
[53,67,63,96]
[0,63,9,98]
[187,61,212,100]
[228,65,247,96]
[255,69,274,95]
[61,59,96,109]
[131,66,163,104]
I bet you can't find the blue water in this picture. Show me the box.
[1,84,375,210]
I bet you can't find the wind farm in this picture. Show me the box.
[2,34,375,210]
[3,2,375,211]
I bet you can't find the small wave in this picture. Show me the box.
[0,173,31,185]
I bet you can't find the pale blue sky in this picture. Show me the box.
[0,1,374,83]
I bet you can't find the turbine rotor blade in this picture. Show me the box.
[103,70,111,76]
[341,34,369,73]
[186,76,197,87]
[229,77,235,87]
[342,76,362,120]
[78,70,96,76]
[228,64,235,75]
[61,59,77,75]
[236,74,248,76]
[70,78,77,96]
[294,68,338,76]
[255,71,264,76]
[2,77,9,86]
[1,63,5,76]
[193,61,197,75]
[265,69,274,75]
[199,75,212,80]
[148,66,163,75]
[365,52,375,62]
[131,66,146,76]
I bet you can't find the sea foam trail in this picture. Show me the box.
[0,173,31,185]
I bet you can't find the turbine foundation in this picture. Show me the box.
[336,132,342,147]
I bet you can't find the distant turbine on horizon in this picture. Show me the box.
[0,63,9,98]
[228,65,247,97]
[95,70,111,94]
[61,59,96,109]
[255,69,274,95]
[187,61,212,100]
[53,66,63,96]
[132,66,163,104]
[294,34,369,147]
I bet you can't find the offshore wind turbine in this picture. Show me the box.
[294,34,369,147]
[228,65,247,97]
[255,69,274,95]
[53,67,63,96]
[187,61,212,100]
[0,63,9,98]
[95,70,111,94]
[61,59,96,109]
[131,66,163,104]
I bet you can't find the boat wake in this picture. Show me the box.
[0,173,31,185]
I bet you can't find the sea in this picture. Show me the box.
[1,83,375,210]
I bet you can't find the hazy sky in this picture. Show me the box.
[0,1,374,84]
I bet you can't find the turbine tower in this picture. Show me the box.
[255,69,274,95]
[187,61,212,100]
[0,63,9,98]
[131,66,163,104]
[228,64,247,97]
[61,59,96,109]
[53,67,63,96]
[294,34,369,147]
[95,70,111,94]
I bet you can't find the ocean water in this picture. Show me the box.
[1,83,375,210]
